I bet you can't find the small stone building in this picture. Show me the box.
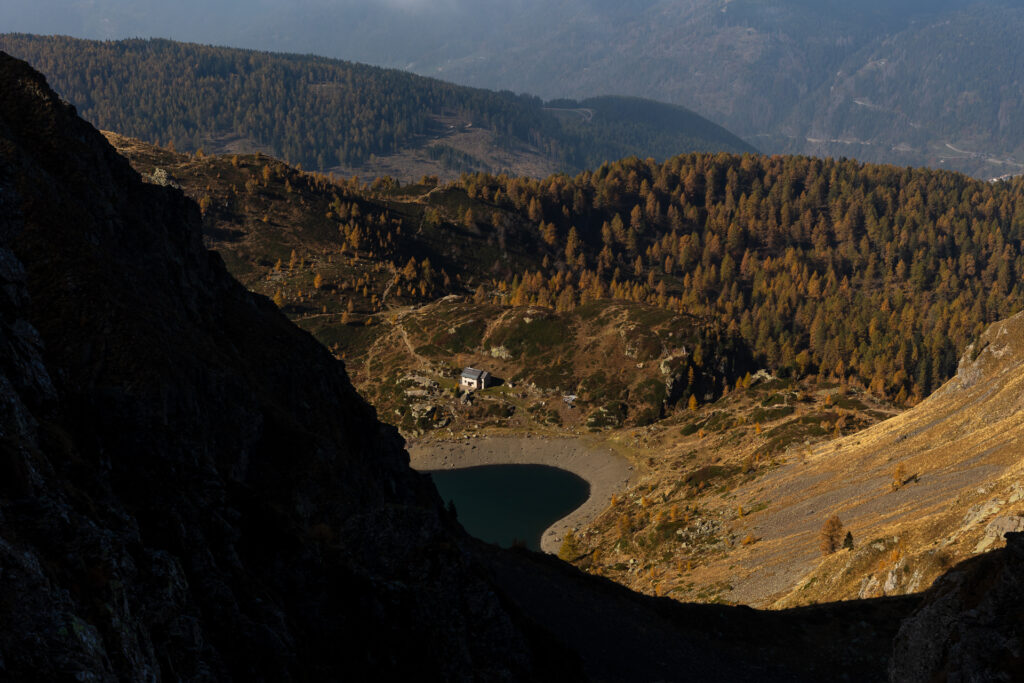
[460,367,491,390]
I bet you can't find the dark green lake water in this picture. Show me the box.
[428,464,590,551]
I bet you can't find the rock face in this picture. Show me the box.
[891,533,1024,682]
[0,51,564,681]
[947,309,1024,395]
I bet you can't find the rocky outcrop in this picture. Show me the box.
[890,533,1024,682]
[946,309,1024,395]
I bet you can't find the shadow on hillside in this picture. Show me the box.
[204,223,246,242]
[485,536,1022,682]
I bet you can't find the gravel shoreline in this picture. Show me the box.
[408,435,635,553]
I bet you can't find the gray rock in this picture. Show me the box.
[890,533,1024,682]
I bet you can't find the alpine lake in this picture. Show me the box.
[427,464,590,551]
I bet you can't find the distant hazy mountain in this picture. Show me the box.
[4,0,1021,178]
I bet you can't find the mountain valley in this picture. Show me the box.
[0,47,975,682]
[103,125,1024,617]
[2,35,1024,680]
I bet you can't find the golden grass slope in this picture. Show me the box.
[717,311,1024,607]
[564,311,1024,609]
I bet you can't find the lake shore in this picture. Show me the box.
[407,434,636,554]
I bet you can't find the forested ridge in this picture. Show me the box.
[2,34,552,167]
[380,154,1019,405]
[124,130,1024,407]
[433,155,1024,404]
[0,34,753,173]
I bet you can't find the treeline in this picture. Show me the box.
[437,154,1024,404]
[0,35,752,173]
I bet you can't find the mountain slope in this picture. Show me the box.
[25,0,1021,178]
[100,129,1024,619]
[0,34,755,180]
[389,0,1024,179]
[792,3,1024,179]
[105,131,1024,409]
[560,307,1024,620]
[770,310,1024,605]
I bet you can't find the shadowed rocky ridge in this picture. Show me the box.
[0,50,1021,681]
[0,50,572,681]
[891,532,1024,682]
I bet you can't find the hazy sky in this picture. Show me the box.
[0,0,450,37]
[0,0,472,70]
